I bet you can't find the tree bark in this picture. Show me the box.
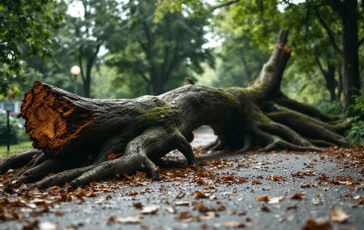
[315,54,337,101]
[341,7,360,111]
[328,0,360,111]
[1,30,352,190]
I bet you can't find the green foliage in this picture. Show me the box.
[351,90,364,116]
[345,90,364,145]
[0,112,20,145]
[211,36,270,88]
[0,0,63,95]
[346,121,364,145]
[315,101,342,115]
[107,1,213,96]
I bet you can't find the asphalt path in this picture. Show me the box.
[0,127,363,230]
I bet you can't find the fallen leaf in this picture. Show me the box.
[176,191,186,199]
[55,211,64,216]
[107,153,122,161]
[302,219,331,230]
[108,216,142,224]
[291,193,303,199]
[132,202,143,209]
[128,191,138,196]
[268,175,284,181]
[301,184,311,188]
[177,212,200,222]
[286,206,297,211]
[268,196,284,204]
[39,222,57,230]
[166,206,176,213]
[201,223,208,229]
[261,205,270,212]
[140,205,159,215]
[331,206,349,223]
[175,201,191,206]
[192,191,208,199]
[275,215,294,222]
[202,211,219,219]
[252,180,262,185]
[353,195,364,205]
[256,195,269,202]
[224,221,246,228]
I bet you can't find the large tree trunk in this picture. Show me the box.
[341,7,360,111]
[329,0,360,111]
[0,30,352,190]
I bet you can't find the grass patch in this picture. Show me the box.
[0,141,33,158]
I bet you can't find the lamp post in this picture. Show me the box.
[70,66,81,94]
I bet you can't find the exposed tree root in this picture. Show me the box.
[308,139,336,147]
[273,96,339,122]
[0,29,354,190]
[0,150,41,174]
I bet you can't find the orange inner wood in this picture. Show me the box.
[20,81,95,155]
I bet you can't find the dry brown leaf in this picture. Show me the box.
[291,193,304,199]
[177,212,200,222]
[55,211,64,216]
[128,191,138,196]
[353,195,364,205]
[302,219,332,230]
[108,216,142,224]
[331,206,349,223]
[286,206,297,211]
[140,205,159,215]
[224,221,246,228]
[176,191,186,199]
[201,223,208,229]
[202,211,219,219]
[132,202,143,209]
[252,180,262,185]
[268,175,284,181]
[192,191,208,199]
[107,153,122,161]
[261,205,270,212]
[256,195,269,202]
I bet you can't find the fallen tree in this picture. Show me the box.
[0,30,352,190]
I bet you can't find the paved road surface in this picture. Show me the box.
[0,127,363,230]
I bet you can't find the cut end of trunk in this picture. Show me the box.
[19,81,96,156]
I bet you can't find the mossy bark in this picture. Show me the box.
[0,30,352,189]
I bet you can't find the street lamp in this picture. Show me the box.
[70,66,81,94]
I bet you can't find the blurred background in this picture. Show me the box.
[0,0,363,154]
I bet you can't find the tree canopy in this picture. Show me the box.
[0,0,63,95]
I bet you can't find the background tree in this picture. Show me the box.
[0,0,63,95]
[156,0,364,112]
[106,0,214,96]
[64,0,119,98]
